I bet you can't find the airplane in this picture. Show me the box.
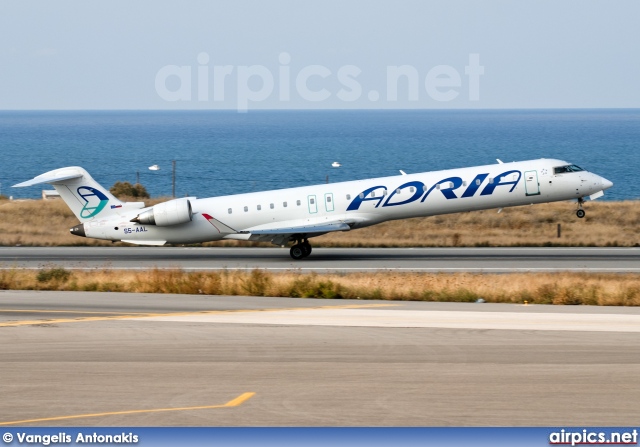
[14,158,613,260]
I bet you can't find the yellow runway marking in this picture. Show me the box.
[0,304,396,327]
[0,309,150,315]
[0,392,255,426]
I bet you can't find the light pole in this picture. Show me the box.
[172,160,176,198]
[148,162,176,197]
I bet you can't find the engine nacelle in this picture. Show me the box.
[131,198,193,226]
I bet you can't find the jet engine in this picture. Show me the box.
[130,198,192,226]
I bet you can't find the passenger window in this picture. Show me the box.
[228,208,232,214]
[244,206,248,212]
[476,179,481,185]
[410,187,415,193]
[371,192,376,198]
[359,193,364,199]
[257,205,261,211]
[489,178,494,184]
[396,189,401,194]
[270,203,274,209]
[423,185,428,192]
[283,202,287,207]
[296,200,301,206]
[310,198,315,204]
[326,196,332,202]
[346,194,351,200]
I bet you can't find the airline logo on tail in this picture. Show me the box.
[78,186,109,218]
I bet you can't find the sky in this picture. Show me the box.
[0,0,638,110]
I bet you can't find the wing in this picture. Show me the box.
[246,221,351,245]
[202,212,352,245]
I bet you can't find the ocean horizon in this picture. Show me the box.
[0,109,637,201]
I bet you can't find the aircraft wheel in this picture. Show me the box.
[290,244,305,260]
[576,209,586,219]
[302,241,312,257]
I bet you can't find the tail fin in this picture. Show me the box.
[13,166,142,221]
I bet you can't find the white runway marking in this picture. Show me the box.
[134,308,640,333]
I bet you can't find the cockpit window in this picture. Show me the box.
[554,164,584,174]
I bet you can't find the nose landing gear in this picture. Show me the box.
[576,198,586,218]
[290,238,312,260]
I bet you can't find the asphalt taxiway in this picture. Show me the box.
[1,291,639,426]
[0,246,639,272]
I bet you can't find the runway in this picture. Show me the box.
[1,291,639,426]
[1,246,639,272]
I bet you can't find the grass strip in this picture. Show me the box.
[2,267,640,306]
[1,199,640,247]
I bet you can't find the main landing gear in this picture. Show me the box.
[290,239,312,260]
[576,198,586,219]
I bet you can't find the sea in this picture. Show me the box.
[0,109,638,201]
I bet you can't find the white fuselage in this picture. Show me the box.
[82,158,611,245]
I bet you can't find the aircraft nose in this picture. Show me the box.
[600,177,613,190]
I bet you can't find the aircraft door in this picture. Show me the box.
[308,195,318,213]
[324,193,334,212]
[524,170,540,196]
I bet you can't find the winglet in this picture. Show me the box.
[202,213,239,234]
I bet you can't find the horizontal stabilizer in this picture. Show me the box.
[13,170,83,187]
